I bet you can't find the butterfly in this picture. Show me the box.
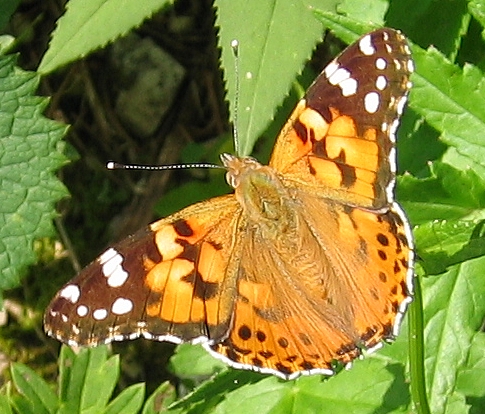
[45,28,415,380]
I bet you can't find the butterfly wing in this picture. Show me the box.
[209,28,414,379]
[45,28,414,381]
[270,28,413,209]
[45,195,243,346]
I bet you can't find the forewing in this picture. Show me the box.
[45,195,242,346]
[269,28,413,209]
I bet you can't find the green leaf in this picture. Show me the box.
[216,0,340,156]
[400,161,485,224]
[142,382,176,414]
[168,369,264,413]
[399,162,485,274]
[169,349,413,413]
[312,10,380,44]
[209,361,410,414]
[410,45,485,170]
[59,346,119,413]
[0,392,13,414]
[336,0,388,26]
[0,54,68,299]
[421,256,485,413]
[104,383,145,414]
[10,363,58,414]
[456,334,485,410]
[168,344,226,380]
[38,0,173,74]
[58,346,75,406]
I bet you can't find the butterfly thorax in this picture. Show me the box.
[221,153,295,235]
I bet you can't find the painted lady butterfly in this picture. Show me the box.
[45,28,415,380]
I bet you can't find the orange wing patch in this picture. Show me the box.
[146,216,231,328]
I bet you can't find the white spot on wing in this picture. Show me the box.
[326,67,357,96]
[376,75,387,90]
[396,96,408,115]
[93,308,108,320]
[77,305,88,317]
[111,298,134,315]
[407,59,415,73]
[376,58,387,70]
[389,147,397,173]
[389,118,400,142]
[340,77,358,96]
[60,284,81,304]
[364,92,380,114]
[328,67,350,85]
[359,34,376,55]
[100,248,129,288]
[324,61,339,79]
[99,247,117,264]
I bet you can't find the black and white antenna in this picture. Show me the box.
[106,161,223,171]
[231,39,241,155]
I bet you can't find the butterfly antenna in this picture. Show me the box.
[107,161,224,171]
[231,39,241,155]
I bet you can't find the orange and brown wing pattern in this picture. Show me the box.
[208,29,415,379]
[45,28,415,382]
[208,218,362,379]
[208,193,413,379]
[270,28,413,209]
[45,195,242,346]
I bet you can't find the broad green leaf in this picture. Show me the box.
[68,346,119,412]
[104,383,145,414]
[58,346,75,405]
[38,0,173,73]
[216,0,339,156]
[400,161,485,225]
[312,10,379,44]
[168,344,226,379]
[456,334,485,412]
[169,347,412,413]
[10,363,58,414]
[400,161,485,274]
[210,361,410,414]
[142,382,176,414]
[60,346,119,413]
[422,256,485,413]
[410,46,485,169]
[167,370,263,413]
[0,392,12,414]
[0,55,68,300]
[336,0,388,26]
